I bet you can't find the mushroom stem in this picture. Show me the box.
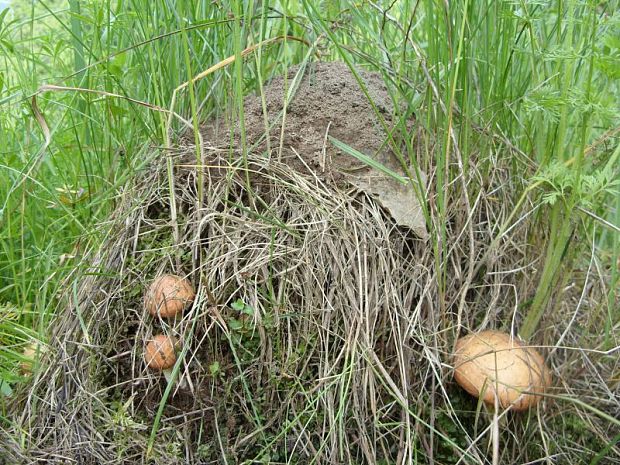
[162,368,174,384]
[162,367,188,389]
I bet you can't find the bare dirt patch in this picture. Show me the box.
[207,61,427,237]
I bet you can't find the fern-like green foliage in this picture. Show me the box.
[533,161,619,210]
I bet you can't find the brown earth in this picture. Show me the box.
[202,61,427,237]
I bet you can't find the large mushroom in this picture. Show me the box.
[452,330,551,411]
[145,274,195,318]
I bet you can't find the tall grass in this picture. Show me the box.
[0,0,618,458]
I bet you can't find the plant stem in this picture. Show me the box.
[520,201,574,339]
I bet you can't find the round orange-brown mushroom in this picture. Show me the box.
[452,330,551,411]
[144,334,177,370]
[145,274,195,318]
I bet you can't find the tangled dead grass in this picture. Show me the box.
[1,62,618,464]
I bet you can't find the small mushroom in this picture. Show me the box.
[452,330,551,411]
[145,274,195,318]
[145,334,177,383]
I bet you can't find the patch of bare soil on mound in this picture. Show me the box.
[243,61,398,173]
[204,61,427,238]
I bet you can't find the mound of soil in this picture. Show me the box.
[0,63,434,465]
[5,62,605,465]
[243,61,398,173]
[208,61,427,237]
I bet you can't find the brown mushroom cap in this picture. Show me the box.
[145,274,195,318]
[144,334,177,370]
[453,330,551,411]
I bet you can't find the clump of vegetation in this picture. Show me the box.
[0,1,618,464]
[0,61,615,463]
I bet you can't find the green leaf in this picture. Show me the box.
[228,318,243,331]
[231,298,254,316]
[0,380,13,397]
[328,136,407,185]
[0,7,10,30]
[0,39,14,53]
[108,103,127,117]
[208,361,220,377]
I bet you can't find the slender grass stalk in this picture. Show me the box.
[233,2,247,161]
[180,22,203,210]
[520,201,574,339]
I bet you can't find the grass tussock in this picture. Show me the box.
[1,62,617,464]
[0,1,618,464]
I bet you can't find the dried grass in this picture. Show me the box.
[1,129,617,465]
